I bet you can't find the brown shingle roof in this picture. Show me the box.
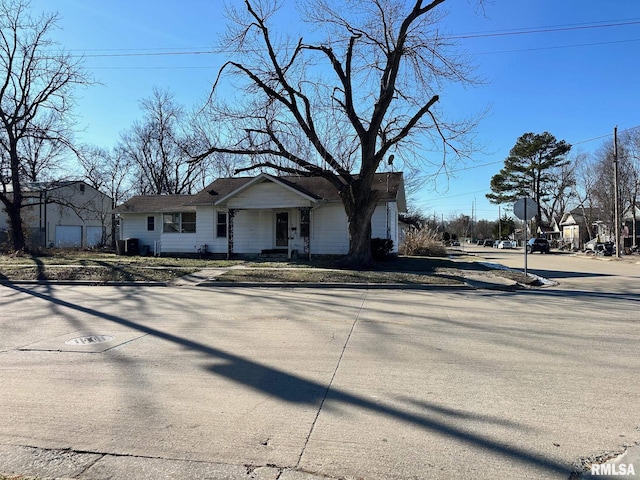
[112,195,194,213]
[114,172,405,212]
[190,172,404,205]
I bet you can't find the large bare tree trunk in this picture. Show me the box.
[3,185,26,251]
[339,177,380,267]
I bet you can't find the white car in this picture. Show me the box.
[497,240,513,249]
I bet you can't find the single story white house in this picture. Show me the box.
[113,172,406,258]
[1,180,113,249]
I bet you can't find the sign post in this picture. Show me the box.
[513,197,538,276]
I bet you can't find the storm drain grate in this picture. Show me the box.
[65,335,114,345]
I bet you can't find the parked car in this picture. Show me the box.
[493,240,501,248]
[527,237,550,254]
[497,240,513,249]
[482,239,494,247]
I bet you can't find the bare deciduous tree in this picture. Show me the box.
[193,0,482,266]
[0,0,90,251]
[78,145,136,246]
[118,88,212,196]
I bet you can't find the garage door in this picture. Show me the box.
[55,226,82,247]
[86,226,105,247]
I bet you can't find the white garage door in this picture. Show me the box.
[55,225,82,247]
[86,226,104,247]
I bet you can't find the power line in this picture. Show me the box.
[67,17,640,61]
[473,37,640,56]
[570,125,640,146]
[451,19,640,40]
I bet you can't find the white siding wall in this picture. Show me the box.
[233,210,273,253]
[196,206,228,254]
[388,202,399,252]
[160,233,198,253]
[120,213,161,251]
[311,203,349,254]
[227,182,312,209]
[371,202,399,252]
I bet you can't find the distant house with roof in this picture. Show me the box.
[559,207,611,250]
[113,172,406,258]
[622,205,640,250]
[0,180,112,249]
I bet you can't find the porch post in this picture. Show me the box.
[227,209,235,260]
[299,207,311,260]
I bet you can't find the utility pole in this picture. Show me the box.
[471,199,475,242]
[613,126,621,258]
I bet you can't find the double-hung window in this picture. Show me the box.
[216,212,227,237]
[163,212,196,233]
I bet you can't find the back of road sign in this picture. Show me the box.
[514,197,538,221]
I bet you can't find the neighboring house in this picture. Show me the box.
[536,221,561,243]
[0,180,113,249]
[559,207,610,250]
[113,172,406,258]
[622,205,640,249]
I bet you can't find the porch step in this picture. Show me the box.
[259,248,288,260]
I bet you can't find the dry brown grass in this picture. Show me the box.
[399,228,447,257]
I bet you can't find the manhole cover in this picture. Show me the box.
[65,335,114,345]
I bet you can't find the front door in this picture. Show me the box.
[275,212,289,247]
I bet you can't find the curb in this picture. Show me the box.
[195,280,472,290]
[0,279,167,287]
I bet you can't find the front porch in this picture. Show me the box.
[227,207,311,260]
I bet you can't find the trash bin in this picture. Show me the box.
[116,239,126,255]
[125,238,139,256]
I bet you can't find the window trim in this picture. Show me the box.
[181,212,196,233]
[216,211,227,238]
[147,215,155,231]
[163,212,196,234]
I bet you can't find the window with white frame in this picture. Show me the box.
[163,212,196,233]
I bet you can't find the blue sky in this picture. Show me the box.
[28,0,640,220]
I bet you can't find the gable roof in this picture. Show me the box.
[114,172,406,213]
[112,195,195,213]
[191,172,405,208]
[190,173,323,206]
[3,180,98,194]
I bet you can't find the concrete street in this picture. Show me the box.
[1,249,639,479]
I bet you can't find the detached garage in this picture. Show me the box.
[55,225,82,247]
[0,180,113,250]
[86,226,105,247]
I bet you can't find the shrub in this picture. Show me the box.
[400,228,446,257]
[371,238,394,260]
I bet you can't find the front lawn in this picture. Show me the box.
[0,251,532,286]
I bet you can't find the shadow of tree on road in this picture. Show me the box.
[6,283,576,478]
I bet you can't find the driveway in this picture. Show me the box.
[1,252,639,480]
